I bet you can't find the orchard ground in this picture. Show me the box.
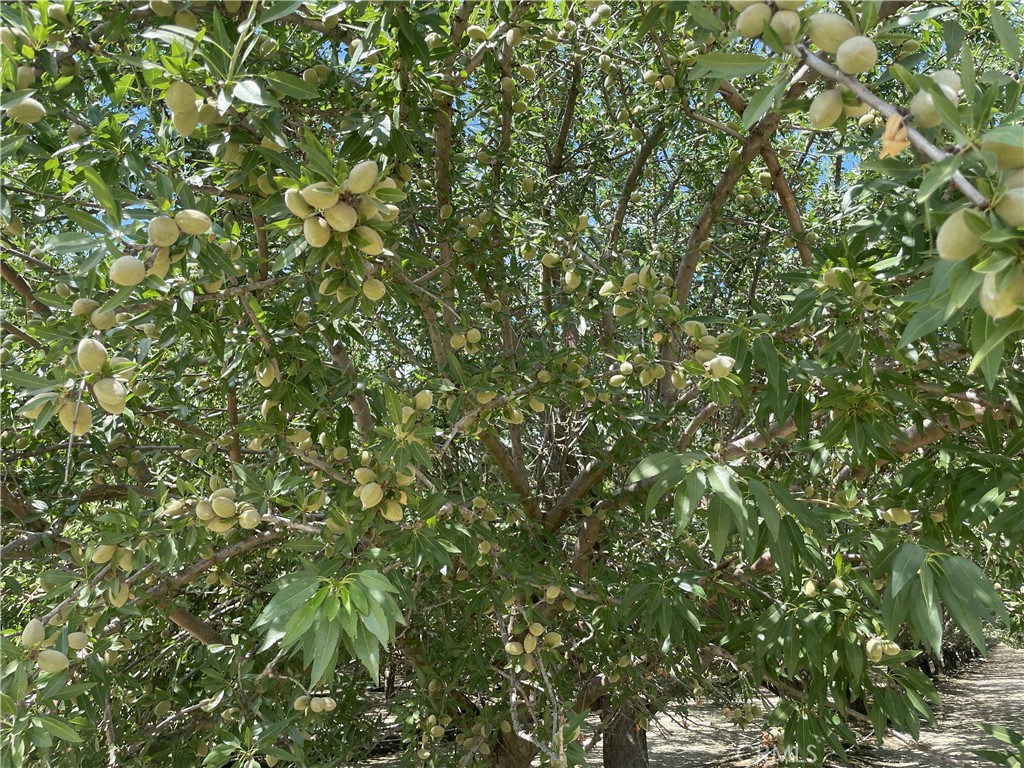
[368,645,1024,768]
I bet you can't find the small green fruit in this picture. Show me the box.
[704,355,735,379]
[285,188,314,219]
[58,399,93,435]
[148,217,180,247]
[174,209,211,235]
[300,182,340,210]
[109,255,146,287]
[809,89,843,130]
[807,13,854,53]
[980,126,1024,170]
[736,3,771,38]
[936,208,984,261]
[347,160,379,194]
[22,619,45,648]
[93,378,128,414]
[164,81,196,114]
[8,97,47,124]
[362,278,386,301]
[77,338,108,373]
[36,649,70,674]
[303,217,331,248]
[835,36,878,75]
[994,188,1024,228]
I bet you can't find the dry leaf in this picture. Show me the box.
[880,114,910,158]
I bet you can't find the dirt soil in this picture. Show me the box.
[647,644,1024,768]
[365,645,1023,767]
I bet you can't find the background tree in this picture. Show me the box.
[1,1,1022,767]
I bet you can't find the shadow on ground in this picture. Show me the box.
[364,645,1023,767]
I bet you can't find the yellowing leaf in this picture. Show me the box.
[880,114,911,158]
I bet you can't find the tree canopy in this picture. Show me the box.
[1,1,1023,766]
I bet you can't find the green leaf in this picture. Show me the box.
[752,334,786,418]
[913,562,944,654]
[687,2,725,34]
[969,309,1024,385]
[628,452,688,484]
[742,78,788,131]
[747,478,780,541]
[350,625,381,682]
[990,3,1022,60]
[673,471,703,536]
[690,53,770,80]
[708,465,746,532]
[81,168,119,220]
[357,570,398,596]
[254,572,320,649]
[707,495,732,563]
[916,154,963,202]
[899,301,949,347]
[266,70,320,100]
[2,369,51,391]
[35,716,82,743]
[258,1,304,25]
[281,586,328,649]
[890,543,926,598]
[978,723,1024,749]
[46,232,98,254]
[233,79,278,107]
[310,617,340,686]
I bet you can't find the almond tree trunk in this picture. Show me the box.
[490,731,538,768]
[603,705,649,768]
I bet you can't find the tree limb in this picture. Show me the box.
[479,431,541,520]
[327,342,376,441]
[1,259,51,316]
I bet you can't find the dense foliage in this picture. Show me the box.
[2,1,1023,766]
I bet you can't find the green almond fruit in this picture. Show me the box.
[980,125,1024,170]
[36,649,70,674]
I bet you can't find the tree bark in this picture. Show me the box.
[490,730,537,768]
[603,706,649,768]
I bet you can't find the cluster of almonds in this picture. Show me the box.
[732,3,877,127]
[293,692,338,714]
[735,0,878,76]
[865,635,901,663]
[149,0,244,21]
[731,3,1024,320]
[90,542,135,572]
[935,135,1024,320]
[449,326,483,353]
[285,160,404,303]
[503,621,564,674]
[20,618,73,675]
[47,338,135,436]
[394,389,434,443]
[683,321,736,380]
[352,465,410,523]
[608,355,668,389]
[162,79,224,137]
[194,486,261,534]
[598,263,676,318]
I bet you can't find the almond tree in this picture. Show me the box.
[1,2,1022,767]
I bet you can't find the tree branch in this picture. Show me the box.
[795,46,988,208]
[479,431,541,520]
[327,342,376,440]
[545,460,609,532]
[1,259,51,316]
